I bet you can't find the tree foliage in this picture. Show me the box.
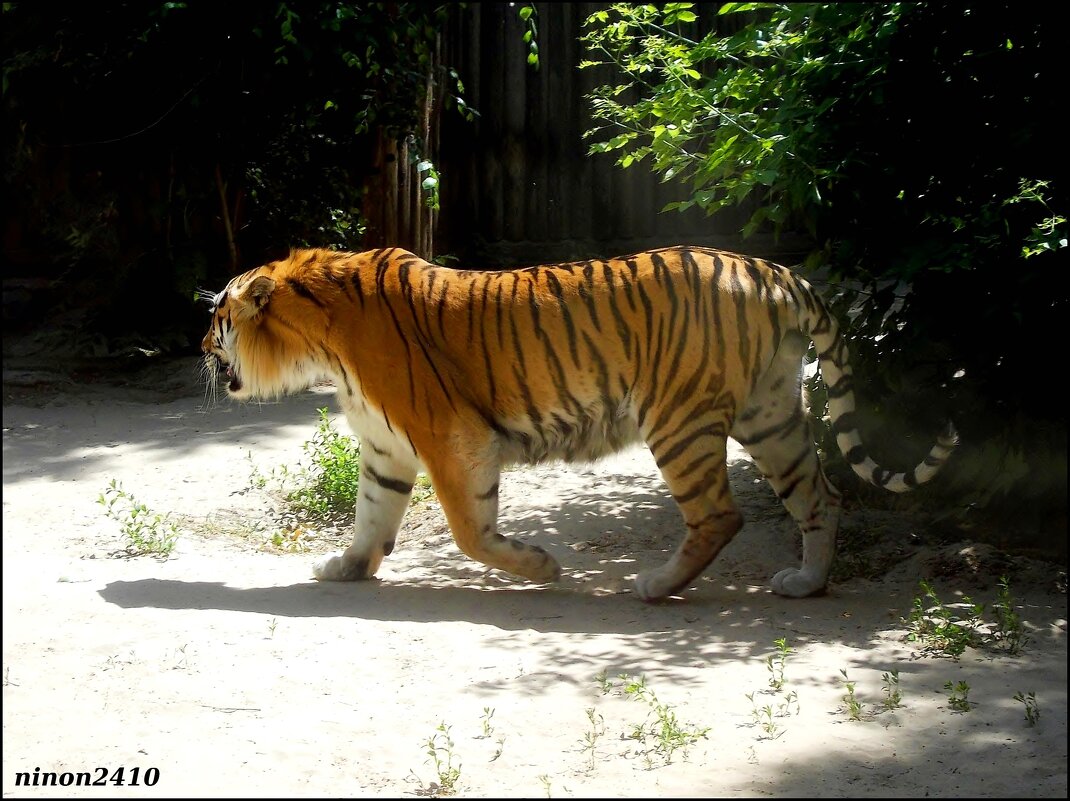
[2,2,466,351]
[582,3,1066,536]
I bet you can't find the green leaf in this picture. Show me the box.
[519,6,533,22]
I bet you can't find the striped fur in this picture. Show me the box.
[202,246,956,600]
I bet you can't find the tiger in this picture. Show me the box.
[201,245,956,601]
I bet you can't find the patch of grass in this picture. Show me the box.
[286,407,362,522]
[1014,690,1040,726]
[944,680,972,712]
[250,408,435,536]
[746,693,779,739]
[618,674,709,765]
[904,579,986,658]
[992,576,1030,655]
[881,670,903,710]
[411,473,435,506]
[904,577,1031,659]
[420,722,461,796]
[97,479,178,557]
[839,669,864,721]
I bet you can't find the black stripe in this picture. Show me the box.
[672,466,721,505]
[652,252,679,345]
[580,262,603,333]
[376,291,418,410]
[545,270,580,369]
[466,279,478,345]
[604,263,632,360]
[364,464,414,495]
[826,374,851,399]
[495,280,505,350]
[582,330,613,411]
[287,278,325,307]
[830,411,857,436]
[729,263,750,376]
[776,472,806,502]
[513,365,543,427]
[436,283,450,341]
[711,255,726,375]
[733,405,803,446]
[636,317,666,428]
[774,445,812,484]
[872,466,895,486]
[845,445,867,465]
[654,421,728,471]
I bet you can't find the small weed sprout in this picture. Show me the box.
[944,680,972,712]
[881,670,903,710]
[489,735,505,762]
[993,576,1030,655]
[767,637,792,691]
[537,773,553,798]
[267,617,278,638]
[580,707,606,772]
[756,704,778,738]
[749,684,800,740]
[422,722,461,796]
[777,689,800,717]
[619,675,710,764]
[1013,691,1040,726]
[840,669,864,721]
[98,480,178,557]
[478,706,495,738]
[595,669,613,695]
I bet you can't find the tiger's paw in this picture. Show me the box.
[515,545,562,584]
[312,550,378,582]
[771,567,827,598]
[633,567,680,602]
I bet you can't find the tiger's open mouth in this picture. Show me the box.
[225,365,242,393]
[207,354,242,393]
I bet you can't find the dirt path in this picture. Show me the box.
[2,362,1066,797]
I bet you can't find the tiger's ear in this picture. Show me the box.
[232,275,276,318]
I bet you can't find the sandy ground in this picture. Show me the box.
[2,358,1066,798]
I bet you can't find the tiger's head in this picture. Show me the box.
[201,256,334,401]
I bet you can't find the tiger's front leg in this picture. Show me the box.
[312,452,418,582]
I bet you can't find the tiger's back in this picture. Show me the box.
[203,245,955,601]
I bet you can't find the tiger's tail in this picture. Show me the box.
[801,290,958,493]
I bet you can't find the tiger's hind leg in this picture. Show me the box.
[732,333,841,598]
[638,410,744,601]
[313,449,419,582]
[424,441,561,585]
